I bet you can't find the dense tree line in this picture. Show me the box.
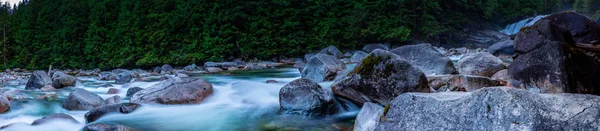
[0,0,578,69]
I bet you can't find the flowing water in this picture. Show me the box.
[500,15,546,35]
[0,65,359,131]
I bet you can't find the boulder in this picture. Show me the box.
[344,52,352,58]
[160,64,174,74]
[304,53,315,61]
[25,70,53,90]
[491,69,509,81]
[279,78,337,117]
[115,71,132,85]
[82,124,138,131]
[107,88,119,94]
[31,113,79,125]
[85,103,141,123]
[362,44,389,53]
[354,102,383,131]
[62,88,104,110]
[350,51,368,63]
[365,87,600,130]
[0,95,8,113]
[487,38,515,57]
[98,72,117,81]
[175,73,189,78]
[318,45,345,59]
[227,67,239,71]
[102,95,121,105]
[293,61,305,71]
[51,73,77,89]
[131,78,214,104]
[509,12,600,94]
[184,64,197,71]
[205,67,223,73]
[301,54,346,82]
[390,44,457,75]
[126,87,143,97]
[331,49,430,105]
[457,52,507,77]
[427,75,502,92]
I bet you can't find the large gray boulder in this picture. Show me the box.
[279,78,336,117]
[161,64,174,74]
[31,113,79,125]
[390,44,457,75]
[131,78,214,104]
[25,70,53,90]
[350,51,368,63]
[362,44,389,53]
[301,54,346,82]
[354,102,383,131]
[318,45,345,59]
[331,49,430,105]
[115,71,133,84]
[487,38,515,57]
[360,87,600,131]
[62,88,104,110]
[85,103,141,123]
[126,87,143,97]
[51,71,76,89]
[457,52,506,77]
[0,95,8,114]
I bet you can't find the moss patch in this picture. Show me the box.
[351,55,393,76]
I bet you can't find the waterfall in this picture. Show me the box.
[500,15,547,35]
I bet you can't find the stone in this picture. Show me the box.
[362,44,389,53]
[427,75,502,92]
[0,95,8,114]
[62,88,104,110]
[107,88,119,94]
[344,52,352,58]
[25,70,52,90]
[227,67,239,71]
[184,64,197,71]
[354,102,383,131]
[457,52,507,77]
[126,87,143,97]
[350,51,368,63]
[491,69,509,81]
[304,53,315,61]
[51,73,77,89]
[131,78,214,104]
[266,80,278,83]
[31,113,79,125]
[98,72,117,81]
[365,87,600,130]
[331,49,430,105]
[102,95,121,105]
[161,64,174,74]
[82,124,138,131]
[318,45,345,59]
[293,61,305,71]
[487,38,515,57]
[115,71,132,85]
[205,67,223,73]
[85,103,141,123]
[390,44,457,75]
[279,78,336,116]
[463,30,508,48]
[301,54,346,82]
[175,73,189,78]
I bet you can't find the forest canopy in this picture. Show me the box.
[0,0,586,69]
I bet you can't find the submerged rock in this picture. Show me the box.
[131,78,213,104]
[85,103,141,123]
[126,87,143,97]
[301,54,346,82]
[318,45,345,59]
[31,113,79,125]
[279,78,336,117]
[361,87,600,130]
[457,52,506,77]
[62,88,104,110]
[332,49,430,105]
[362,44,389,53]
[0,95,8,114]
[25,70,53,90]
[390,44,457,75]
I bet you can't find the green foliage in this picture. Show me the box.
[0,0,565,69]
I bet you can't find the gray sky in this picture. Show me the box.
[1,0,20,5]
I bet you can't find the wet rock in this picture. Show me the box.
[99,84,113,88]
[205,67,223,73]
[126,87,143,97]
[85,103,141,123]
[367,87,600,130]
[293,61,305,71]
[227,67,239,71]
[0,95,8,113]
[319,45,345,59]
[301,54,346,82]
[184,64,197,71]
[107,88,119,94]
[304,53,315,61]
[427,75,502,92]
[31,113,79,125]
[203,62,240,68]
[331,49,430,105]
[175,73,189,78]
[51,72,77,89]
[487,38,514,57]
[115,71,132,85]
[161,64,174,74]
[510,12,600,94]
[491,69,509,81]
[25,70,53,90]
[266,80,279,83]
[344,52,352,58]
[102,95,121,105]
[82,123,138,131]
[354,102,383,131]
[0,122,29,129]
[391,44,457,75]
[362,44,390,53]
[131,78,214,104]
[62,88,104,110]
[98,72,117,81]
[279,78,336,116]
[350,51,368,63]
[457,52,507,77]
